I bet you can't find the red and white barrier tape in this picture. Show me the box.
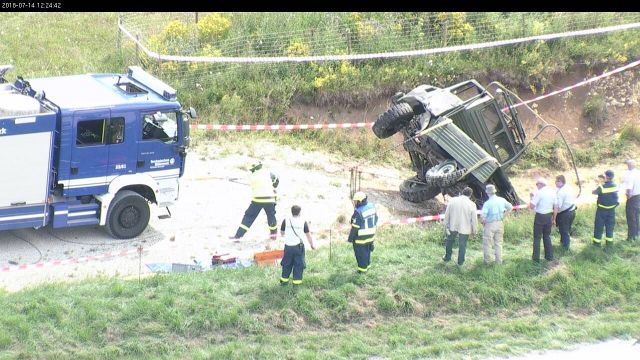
[190,122,373,131]
[327,204,531,231]
[380,204,530,226]
[0,247,146,273]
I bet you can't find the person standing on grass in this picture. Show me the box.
[481,184,512,265]
[592,170,619,248]
[623,159,640,242]
[442,187,478,266]
[229,161,280,242]
[552,175,577,251]
[348,191,378,274]
[279,205,315,286]
[529,178,556,263]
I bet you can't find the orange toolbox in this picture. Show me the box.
[254,249,284,265]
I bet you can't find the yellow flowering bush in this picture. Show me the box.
[285,40,310,57]
[197,13,231,44]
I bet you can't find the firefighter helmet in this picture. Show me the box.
[352,191,367,202]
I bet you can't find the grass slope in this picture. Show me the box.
[0,206,639,359]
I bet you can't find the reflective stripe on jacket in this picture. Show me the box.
[596,181,619,209]
[350,202,378,244]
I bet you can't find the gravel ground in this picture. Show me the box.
[0,140,418,292]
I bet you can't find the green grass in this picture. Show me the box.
[1,205,639,359]
[512,136,637,173]
[0,13,124,77]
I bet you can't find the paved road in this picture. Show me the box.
[487,339,640,360]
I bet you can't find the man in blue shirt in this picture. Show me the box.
[481,184,513,265]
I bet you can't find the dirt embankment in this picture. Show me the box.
[287,65,640,146]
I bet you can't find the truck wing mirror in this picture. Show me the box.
[186,107,197,119]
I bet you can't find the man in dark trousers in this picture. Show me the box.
[348,191,378,274]
[443,187,478,266]
[280,205,315,286]
[623,159,640,242]
[529,178,556,263]
[593,170,619,247]
[230,161,280,241]
[552,175,577,251]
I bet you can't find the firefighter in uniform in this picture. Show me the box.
[230,161,279,241]
[592,170,619,247]
[348,191,378,274]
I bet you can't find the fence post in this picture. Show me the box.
[116,15,123,55]
[195,12,199,24]
[137,245,143,284]
[135,34,140,65]
[329,229,332,261]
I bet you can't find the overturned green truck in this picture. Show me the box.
[372,80,527,206]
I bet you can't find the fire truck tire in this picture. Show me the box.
[106,190,151,239]
[425,160,467,188]
[372,102,414,139]
[399,177,441,203]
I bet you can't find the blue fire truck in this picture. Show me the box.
[0,65,196,238]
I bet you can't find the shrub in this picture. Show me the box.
[619,122,640,143]
[197,13,231,44]
[583,94,608,128]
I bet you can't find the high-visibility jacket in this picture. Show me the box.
[250,167,278,203]
[596,181,619,209]
[348,201,378,244]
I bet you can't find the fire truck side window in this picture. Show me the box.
[76,119,105,146]
[142,111,177,144]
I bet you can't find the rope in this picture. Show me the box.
[415,118,453,137]
[456,156,500,181]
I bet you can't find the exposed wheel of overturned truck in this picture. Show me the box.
[399,177,441,203]
[425,160,467,188]
[372,102,414,139]
[105,190,151,239]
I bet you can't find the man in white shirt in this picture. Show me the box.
[529,178,556,262]
[623,159,640,241]
[552,175,576,251]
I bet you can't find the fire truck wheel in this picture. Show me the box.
[399,177,441,203]
[106,190,151,239]
[372,102,414,139]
